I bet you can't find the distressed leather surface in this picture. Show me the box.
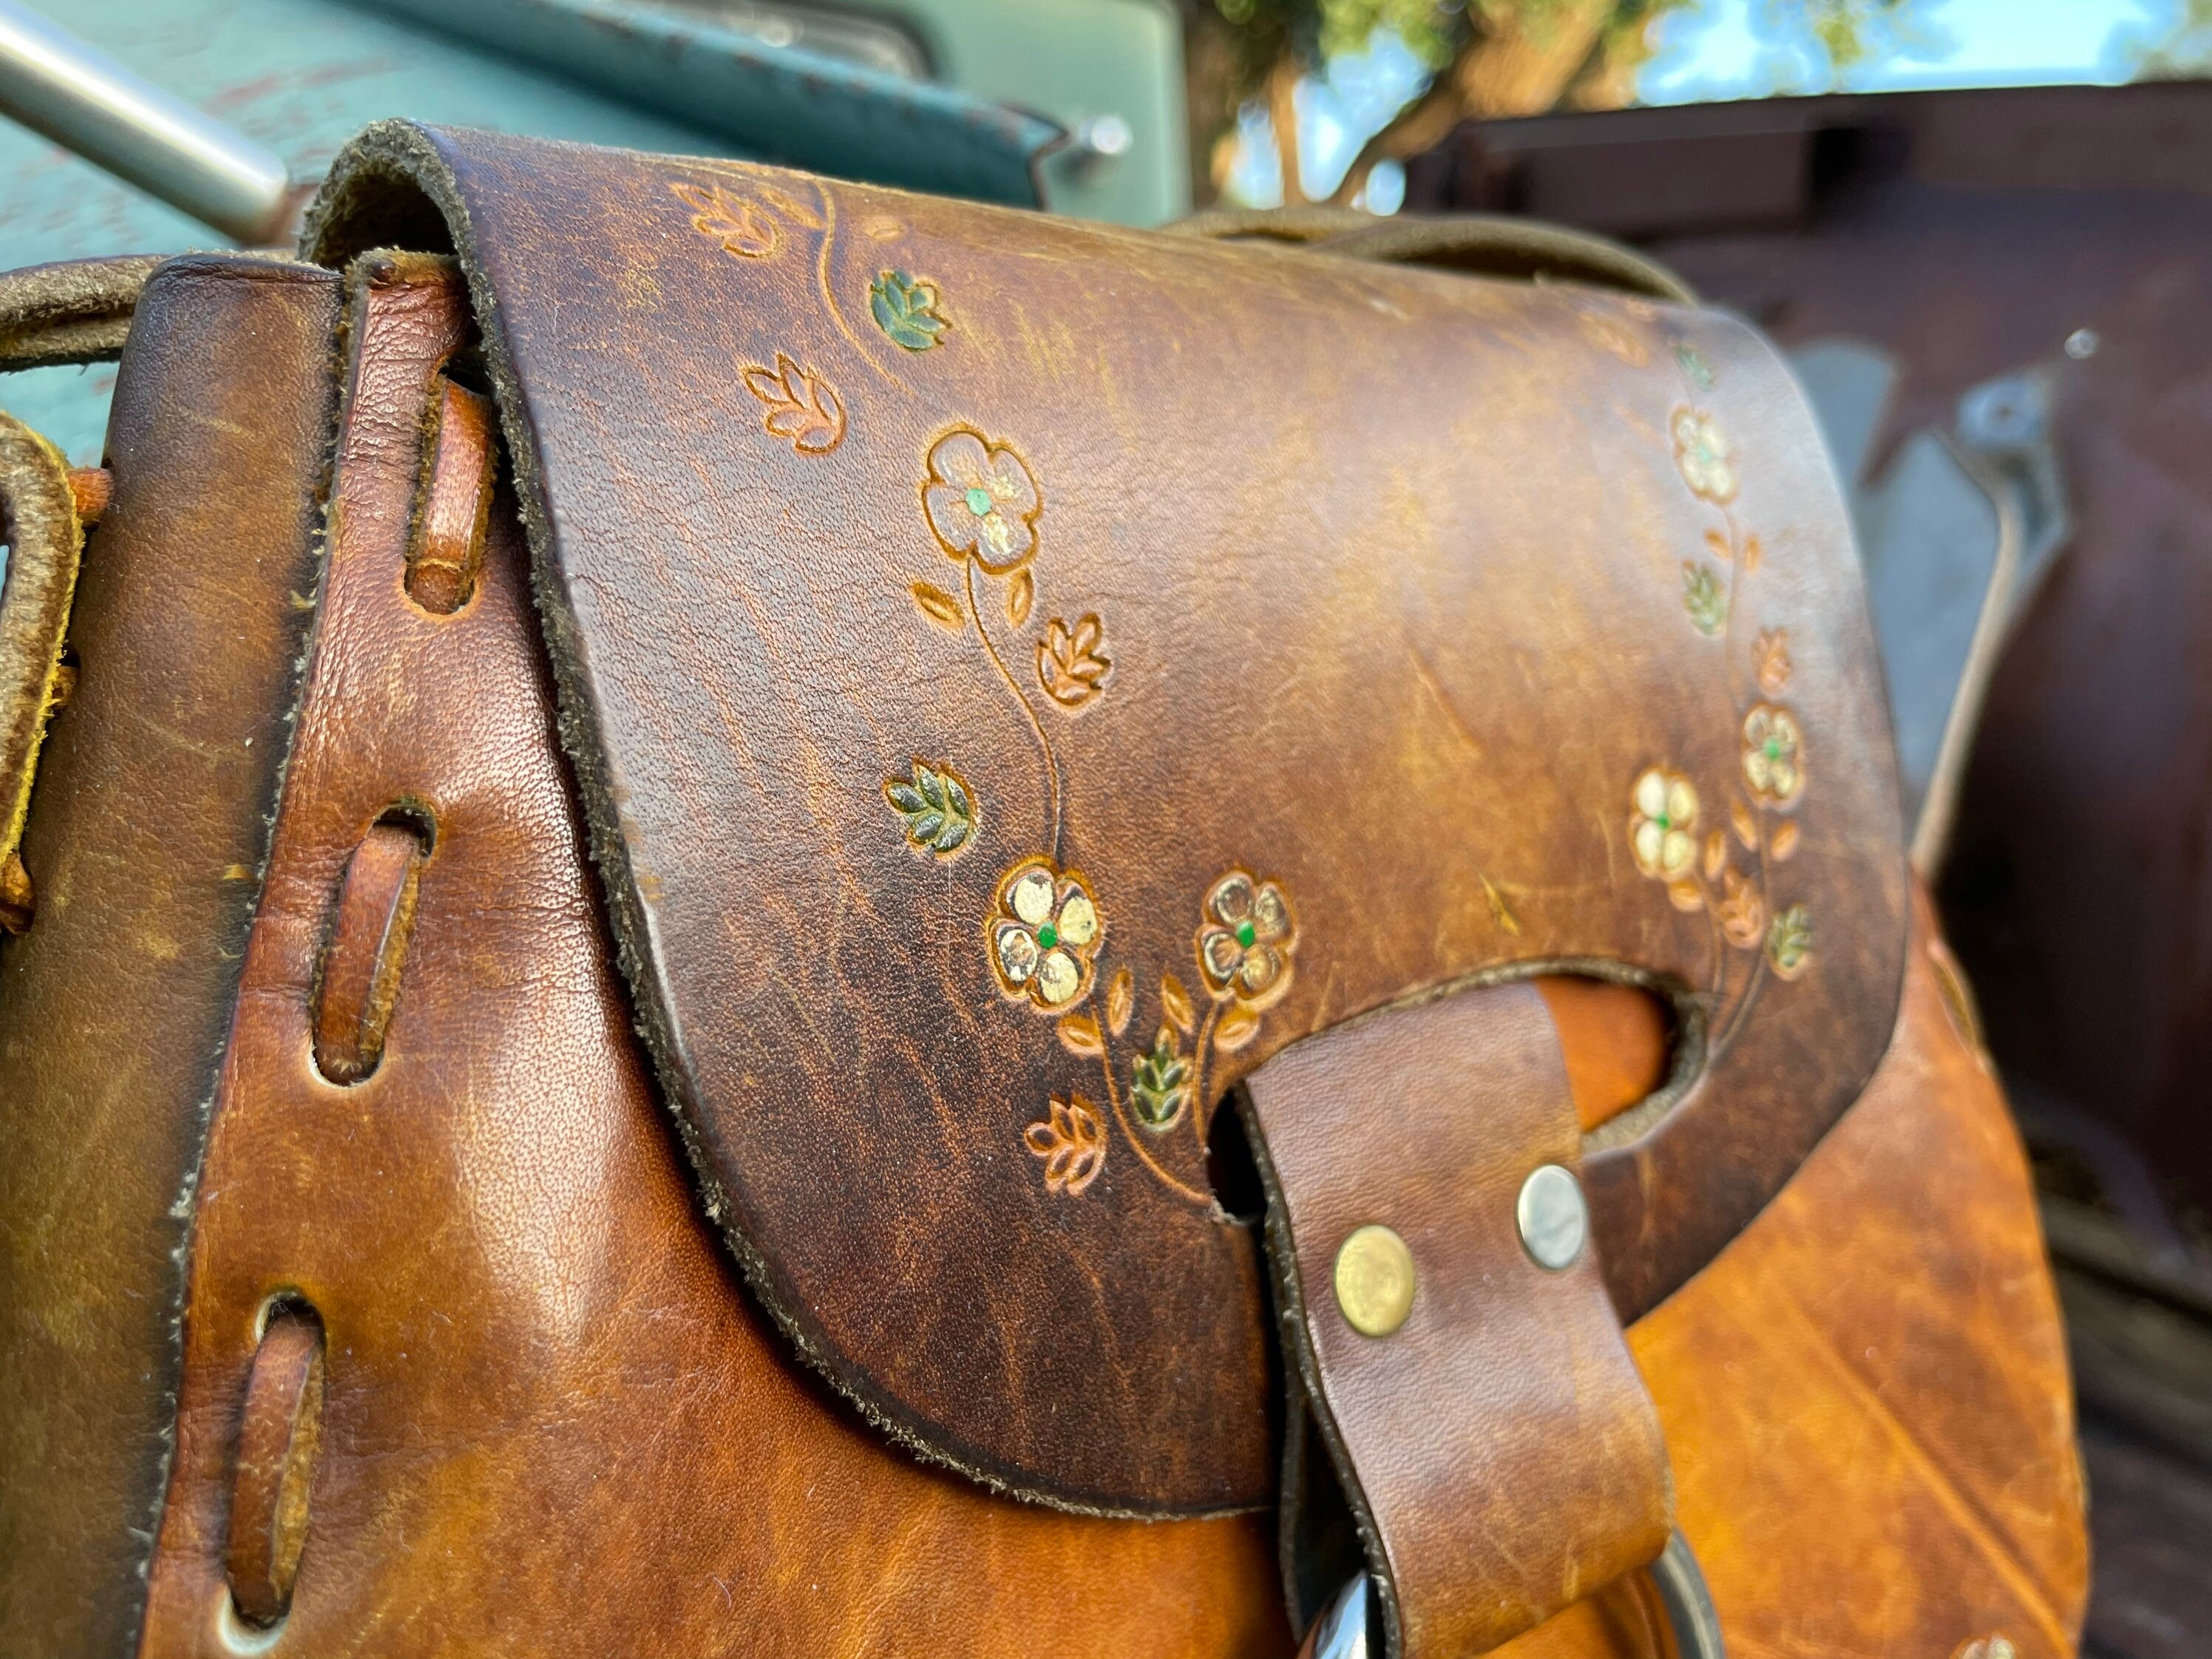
[1245,982,1671,1656]
[133,251,2078,1658]
[0,257,338,1659]
[304,121,1908,1513]
[140,259,1290,1659]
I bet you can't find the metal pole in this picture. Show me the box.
[0,0,295,244]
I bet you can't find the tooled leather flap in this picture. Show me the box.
[1244,982,1673,1657]
[305,121,1908,1517]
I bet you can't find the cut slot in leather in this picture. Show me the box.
[311,816,429,1083]
[405,376,495,615]
[225,1303,326,1628]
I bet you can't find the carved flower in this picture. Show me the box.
[990,858,1101,1010]
[1741,705,1805,805]
[1025,1095,1105,1195]
[923,429,1040,574]
[1631,767,1700,881]
[1197,871,1297,1010]
[1671,407,1737,505]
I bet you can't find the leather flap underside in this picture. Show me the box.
[306,122,1907,1516]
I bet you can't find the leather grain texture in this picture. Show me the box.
[128,248,2080,1659]
[1245,981,1672,1657]
[1497,894,2088,1659]
[138,259,1292,1659]
[0,256,339,1659]
[302,123,1910,1515]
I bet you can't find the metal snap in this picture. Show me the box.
[1516,1163,1588,1270]
[1334,1224,1415,1337]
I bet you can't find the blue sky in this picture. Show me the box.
[1238,0,2196,207]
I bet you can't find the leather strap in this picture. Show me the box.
[1244,980,1674,1658]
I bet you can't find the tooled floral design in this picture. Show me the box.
[1741,705,1805,805]
[1197,871,1297,1010]
[1037,614,1110,708]
[668,180,778,259]
[990,858,1101,1011]
[739,353,845,455]
[1025,1095,1105,1194]
[1629,768,1700,881]
[923,429,1041,575]
[1671,407,1737,506]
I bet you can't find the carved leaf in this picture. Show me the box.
[669,180,778,258]
[1742,532,1764,573]
[1668,878,1705,913]
[1731,798,1758,849]
[1025,1095,1105,1195]
[1130,1028,1192,1129]
[1767,904,1814,978]
[1771,820,1799,861]
[869,268,950,351]
[1214,1007,1261,1054]
[1703,527,1731,561]
[1057,1012,1105,1057]
[1682,562,1728,636]
[739,352,846,454]
[1007,568,1034,627]
[1037,614,1111,708]
[1717,869,1765,948]
[1754,628,1792,695]
[1106,968,1133,1036]
[1703,830,1727,879]
[883,761,976,860]
[1160,974,1195,1036]
[911,581,966,631]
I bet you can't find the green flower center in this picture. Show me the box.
[1037,923,1059,949]
[1765,739,1782,759]
[1235,922,1257,949]
[965,485,994,516]
[1653,812,1672,831]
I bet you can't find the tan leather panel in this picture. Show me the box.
[138,261,1289,1659]
[1536,976,1672,1131]
[1501,892,2088,1659]
[1246,982,1672,1657]
[0,257,339,1659]
[306,123,1907,1512]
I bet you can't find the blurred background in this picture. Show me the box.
[4,0,2210,1651]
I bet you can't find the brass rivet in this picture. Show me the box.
[1334,1224,1415,1337]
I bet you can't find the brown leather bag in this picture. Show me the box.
[0,123,2086,1659]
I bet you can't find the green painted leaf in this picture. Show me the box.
[1130,1028,1192,1130]
[1674,339,1714,391]
[1767,903,1813,977]
[1682,561,1728,636]
[870,269,949,352]
[883,760,976,859]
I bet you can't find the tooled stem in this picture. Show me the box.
[1189,1000,1224,1144]
[811,183,898,384]
[1710,808,1774,1060]
[965,559,1062,859]
[1095,1027,1211,1207]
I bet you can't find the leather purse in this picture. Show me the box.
[0,123,2088,1659]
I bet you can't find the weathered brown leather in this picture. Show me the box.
[138,257,1292,1659]
[1245,981,1672,1656]
[0,256,339,1659]
[302,122,1908,1514]
[118,246,2080,1656]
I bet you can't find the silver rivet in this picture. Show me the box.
[2064,328,2100,360]
[1517,1164,1587,1270]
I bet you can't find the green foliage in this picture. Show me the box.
[884,761,975,858]
[1130,1028,1193,1128]
[1682,562,1728,637]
